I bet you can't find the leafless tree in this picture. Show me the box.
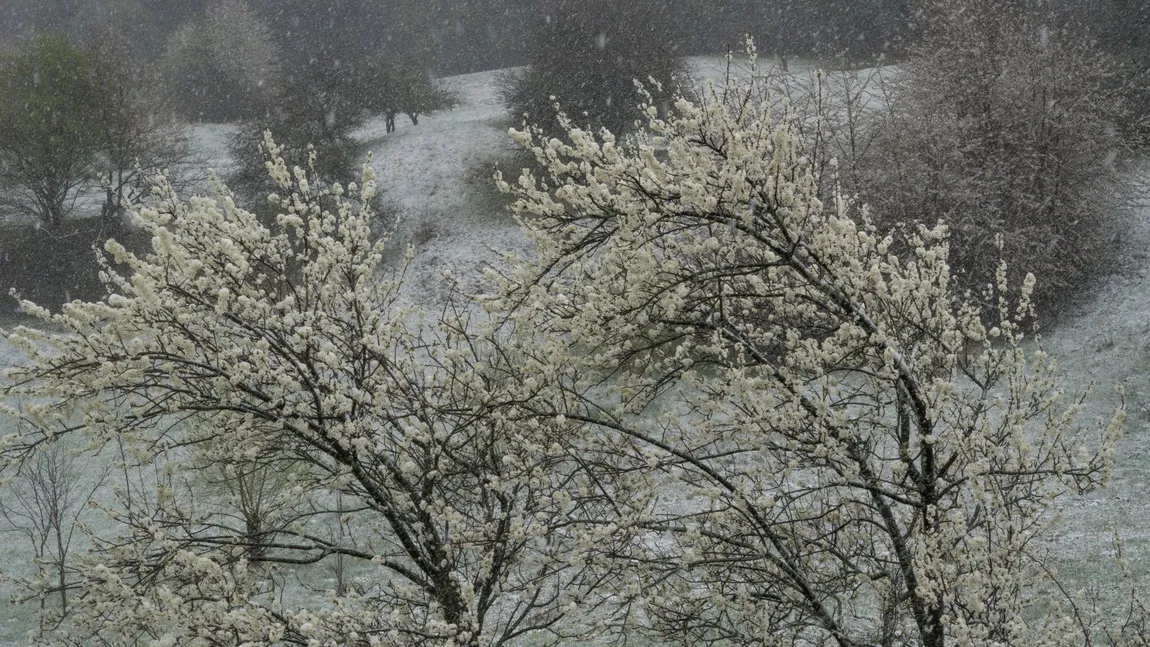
[864,0,1142,313]
[89,30,201,230]
[0,427,108,633]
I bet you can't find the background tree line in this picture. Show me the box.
[2,0,1145,75]
[0,32,189,310]
[0,0,458,311]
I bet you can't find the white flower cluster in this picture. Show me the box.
[2,133,606,646]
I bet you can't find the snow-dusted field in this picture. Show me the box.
[0,56,1146,643]
[358,67,529,301]
[1035,174,1150,585]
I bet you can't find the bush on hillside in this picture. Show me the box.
[499,0,685,137]
[1052,0,1150,140]
[753,2,1142,317]
[863,0,1140,313]
[227,52,368,202]
[229,54,456,218]
[160,0,280,122]
[357,59,458,133]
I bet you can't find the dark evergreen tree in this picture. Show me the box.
[500,0,686,137]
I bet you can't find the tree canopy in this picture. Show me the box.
[499,0,685,137]
[0,35,110,229]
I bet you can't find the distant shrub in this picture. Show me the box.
[160,0,280,122]
[357,59,458,133]
[766,2,1142,317]
[228,53,366,203]
[499,0,685,137]
[229,53,456,217]
[862,0,1141,312]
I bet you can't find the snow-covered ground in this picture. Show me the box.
[358,67,528,301]
[0,56,1146,642]
[1036,170,1150,585]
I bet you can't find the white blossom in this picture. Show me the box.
[491,52,1128,646]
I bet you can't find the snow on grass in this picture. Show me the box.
[1031,166,1150,588]
[356,67,527,302]
[185,123,239,183]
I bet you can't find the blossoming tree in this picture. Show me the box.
[488,56,1130,646]
[2,136,610,646]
